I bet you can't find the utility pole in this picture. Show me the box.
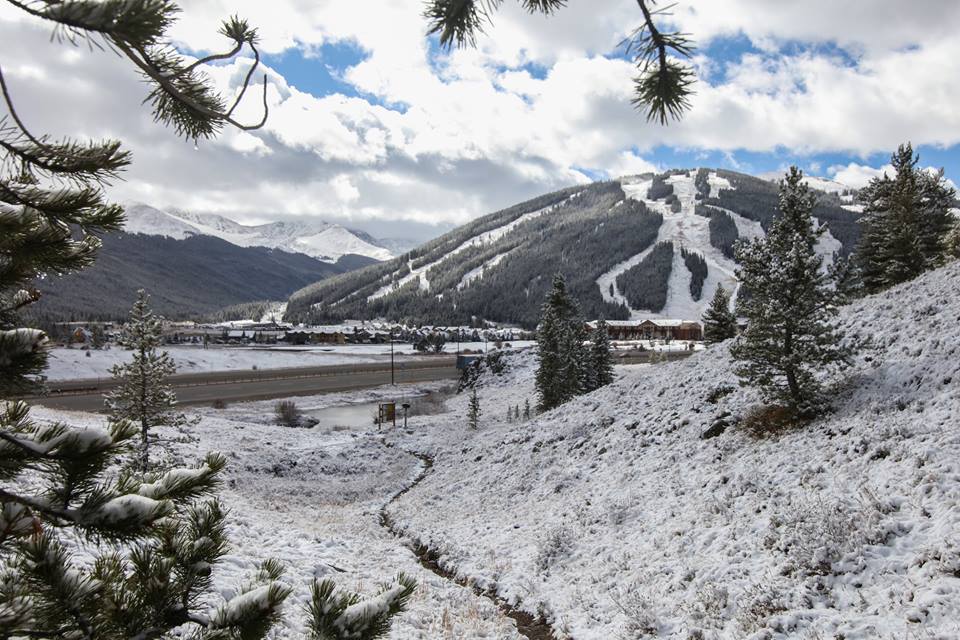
[390,332,395,385]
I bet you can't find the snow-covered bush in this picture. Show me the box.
[611,582,660,639]
[534,526,574,574]
[684,583,730,631]
[766,495,883,576]
[458,351,507,391]
[734,582,788,635]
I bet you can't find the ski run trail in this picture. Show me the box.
[30,259,960,639]
[597,170,842,319]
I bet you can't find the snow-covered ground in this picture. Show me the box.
[378,261,960,639]
[45,340,533,381]
[31,261,960,638]
[29,380,524,639]
[43,345,396,380]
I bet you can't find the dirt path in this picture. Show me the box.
[379,445,560,640]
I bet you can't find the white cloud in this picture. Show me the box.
[1,1,958,241]
[828,163,895,189]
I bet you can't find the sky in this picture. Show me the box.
[2,0,959,244]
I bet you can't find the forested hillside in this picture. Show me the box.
[29,234,374,321]
[286,169,861,328]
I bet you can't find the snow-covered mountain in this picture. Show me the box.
[123,203,394,263]
[286,168,862,328]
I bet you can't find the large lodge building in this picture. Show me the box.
[587,319,703,342]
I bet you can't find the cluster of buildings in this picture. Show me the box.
[586,318,704,342]
[56,318,705,349]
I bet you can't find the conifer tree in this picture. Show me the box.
[701,284,738,345]
[535,274,586,411]
[731,167,853,417]
[945,219,960,261]
[0,3,413,637]
[523,398,531,419]
[856,143,956,292]
[106,290,191,472]
[587,319,615,391]
[468,387,481,429]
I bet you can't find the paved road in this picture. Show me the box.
[25,358,459,412]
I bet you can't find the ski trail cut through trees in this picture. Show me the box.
[379,443,560,640]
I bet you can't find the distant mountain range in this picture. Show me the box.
[30,233,377,322]
[123,203,395,263]
[285,168,863,329]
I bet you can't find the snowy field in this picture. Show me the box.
[43,345,398,380]
[44,341,534,381]
[30,381,525,639]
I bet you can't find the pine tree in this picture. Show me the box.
[106,290,191,472]
[731,167,853,417]
[702,284,738,345]
[523,398,531,419]
[587,319,615,391]
[468,388,481,430]
[535,274,586,411]
[856,143,956,292]
[946,218,960,261]
[1,3,413,637]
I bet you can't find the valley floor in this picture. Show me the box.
[31,262,960,639]
[31,382,526,639]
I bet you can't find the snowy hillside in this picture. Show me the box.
[287,168,862,328]
[123,203,394,263]
[382,260,960,639]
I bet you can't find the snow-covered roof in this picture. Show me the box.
[588,319,701,328]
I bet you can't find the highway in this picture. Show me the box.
[24,357,460,412]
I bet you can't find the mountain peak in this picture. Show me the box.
[122,204,394,263]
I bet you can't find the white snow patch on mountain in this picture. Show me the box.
[367,192,582,302]
[601,172,741,319]
[706,172,731,198]
[602,171,843,319]
[122,203,393,263]
[457,250,513,290]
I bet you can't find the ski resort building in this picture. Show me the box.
[588,319,703,342]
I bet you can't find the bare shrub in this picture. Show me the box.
[534,527,574,574]
[212,398,227,410]
[735,582,788,635]
[607,497,631,526]
[274,400,301,427]
[741,404,807,439]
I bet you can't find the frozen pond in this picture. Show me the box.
[309,402,380,430]
[306,386,454,431]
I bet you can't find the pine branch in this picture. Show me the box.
[626,0,695,124]
[423,0,695,123]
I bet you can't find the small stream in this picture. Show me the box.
[379,445,559,640]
